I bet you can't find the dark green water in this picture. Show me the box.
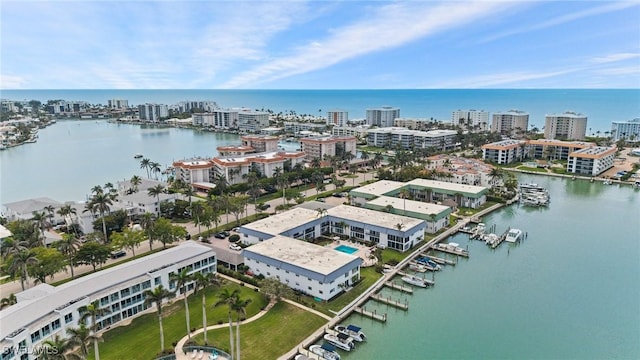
[342,175,640,359]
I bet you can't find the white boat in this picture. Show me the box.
[401,274,429,288]
[410,263,428,272]
[310,344,341,360]
[323,333,356,351]
[382,264,394,273]
[483,233,500,246]
[505,228,523,243]
[294,354,311,360]
[334,324,366,342]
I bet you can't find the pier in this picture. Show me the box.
[397,271,435,286]
[422,254,456,266]
[370,293,409,310]
[434,244,469,257]
[384,281,414,294]
[490,228,511,249]
[353,306,387,322]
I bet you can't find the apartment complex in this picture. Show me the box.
[0,242,216,360]
[191,109,268,133]
[107,99,129,109]
[491,110,529,137]
[544,111,587,140]
[366,127,457,150]
[567,146,617,176]
[172,101,218,113]
[366,106,400,127]
[331,125,371,138]
[451,110,490,131]
[138,104,169,122]
[393,118,434,131]
[481,139,527,165]
[425,154,499,187]
[283,122,326,135]
[300,136,357,161]
[212,151,305,184]
[611,118,640,142]
[238,110,269,133]
[326,110,348,127]
[243,235,362,301]
[240,135,279,153]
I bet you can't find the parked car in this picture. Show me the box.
[214,233,227,239]
[222,231,230,237]
[110,250,126,259]
[229,243,242,251]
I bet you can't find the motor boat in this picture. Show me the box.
[505,228,524,243]
[334,324,366,342]
[310,344,341,360]
[323,333,356,351]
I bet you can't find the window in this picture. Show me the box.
[110,293,119,302]
[64,313,73,324]
[154,277,161,286]
[142,280,151,290]
[30,331,40,342]
[41,324,51,336]
[100,296,109,306]
[308,286,312,290]
[51,319,61,331]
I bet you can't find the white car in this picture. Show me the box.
[229,243,242,251]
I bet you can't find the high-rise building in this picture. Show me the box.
[138,103,169,122]
[491,110,530,137]
[451,110,490,131]
[107,99,129,109]
[326,110,348,127]
[366,106,400,127]
[544,111,587,140]
[611,118,640,141]
[237,109,269,133]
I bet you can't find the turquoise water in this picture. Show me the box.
[3,89,639,132]
[341,175,640,360]
[335,245,359,255]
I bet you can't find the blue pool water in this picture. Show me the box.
[335,245,358,254]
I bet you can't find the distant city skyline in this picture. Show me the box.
[1,1,639,89]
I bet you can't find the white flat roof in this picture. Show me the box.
[367,196,450,216]
[350,180,404,196]
[241,208,320,236]
[245,235,358,275]
[0,241,214,340]
[327,205,424,230]
[407,178,487,195]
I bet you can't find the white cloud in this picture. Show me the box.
[591,52,640,64]
[594,66,640,76]
[0,74,28,89]
[220,2,517,88]
[480,2,639,44]
[430,68,583,88]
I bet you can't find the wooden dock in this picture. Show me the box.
[421,253,456,266]
[434,244,469,257]
[384,281,414,294]
[490,228,510,249]
[397,271,435,286]
[370,293,409,310]
[354,306,387,322]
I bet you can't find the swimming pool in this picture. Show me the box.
[335,244,359,255]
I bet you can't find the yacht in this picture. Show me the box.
[334,324,366,342]
[309,344,341,360]
[505,228,524,243]
[401,274,429,288]
[323,333,356,351]
[409,263,428,272]
[416,257,442,271]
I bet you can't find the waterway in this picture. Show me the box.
[0,120,241,204]
[341,174,639,359]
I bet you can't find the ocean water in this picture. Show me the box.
[2,89,639,133]
[340,175,640,360]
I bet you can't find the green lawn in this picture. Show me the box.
[91,283,268,360]
[191,301,327,360]
[516,166,548,173]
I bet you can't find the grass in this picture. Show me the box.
[190,301,327,360]
[91,283,268,360]
[516,166,548,173]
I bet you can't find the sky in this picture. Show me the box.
[1,1,639,89]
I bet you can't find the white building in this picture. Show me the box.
[237,110,269,133]
[241,135,280,153]
[366,106,400,127]
[283,122,327,135]
[481,139,527,165]
[331,125,371,138]
[326,110,348,127]
[138,104,169,122]
[611,118,640,142]
[107,99,129,109]
[544,111,587,140]
[300,136,357,161]
[425,154,498,187]
[393,118,434,131]
[0,241,216,360]
[212,151,305,184]
[366,127,457,150]
[451,110,490,131]
[239,205,426,252]
[567,146,616,176]
[491,110,529,137]
[172,101,218,113]
[243,235,363,301]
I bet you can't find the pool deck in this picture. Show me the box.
[328,240,377,267]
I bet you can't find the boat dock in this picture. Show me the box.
[434,245,469,257]
[370,293,409,310]
[353,306,387,322]
[421,254,455,266]
[383,281,414,294]
[397,271,435,286]
[490,228,511,249]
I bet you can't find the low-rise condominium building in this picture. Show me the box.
[567,146,616,176]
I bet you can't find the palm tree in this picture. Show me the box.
[140,158,151,178]
[183,186,196,209]
[8,249,38,290]
[231,296,252,360]
[79,300,110,360]
[190,201,205,234]
[0,293,17,309]
[193,272,219,344]
[56,233,81,278]
[488,167,504,188]
[66,324,95,358]
[88,192,113,242]
[147,184,166,215]
[57,204,79,236]
[150,162,162,180]
[31,210,49,246]
[0,237,27,261]
[143,285,175,352]
[44,204,56,227]
[140,212,156,250]
[130,175,142,193]
[41,334,83,360]
[398,188,410,213]
[215,289,239,360]
[170,269,194,340]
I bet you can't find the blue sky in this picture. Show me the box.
[1,1,639,89]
